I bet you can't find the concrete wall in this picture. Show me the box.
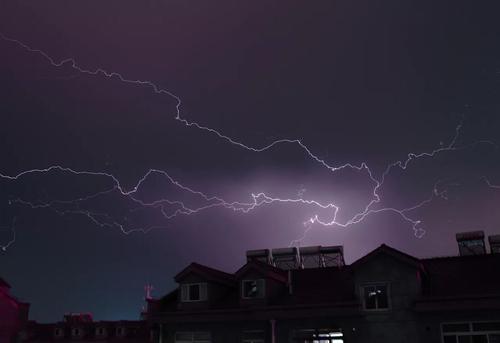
[350,254,421,343]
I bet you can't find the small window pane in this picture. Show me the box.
[176,332,193,340]
[243,280,264,299]
[363,284,388,310]
[193,332,211,340]
[189,284,200,301]
[471,335,488,343]
[363,286,377,309]
[473,322,500,331]
[443,336,457,343]
[458,336,472,343]
[376,285,388,309]
[489,334,500,343]
[443,324,470,333]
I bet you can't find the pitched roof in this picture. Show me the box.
[174,262,235,286]
[350,244,422,270]
[0,277,11,289]
[280,266,356,305]
[235,260,288,283]
[421,253,500,297]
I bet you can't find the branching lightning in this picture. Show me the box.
[0,218,17,251]
[0,33,498,250]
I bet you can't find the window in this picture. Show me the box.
[362,283,389,310]
[54,328,64,337]
[293,329,344,343]
[71,328,81,337]
[242,279,265,299]
[442,321,500,343]
[242,330,265,343]
[116,327,126,336]
[95,327,106,336]
[175,331,211,343]
[180,283,208,302]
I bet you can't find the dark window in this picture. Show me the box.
[362,284,389,310]
[443,324,470,333]
[458,336,472,343]
[242,280,265,299]
[443,336,457,343]
[189,284,200,301]
[473,322,500,332]
[180,283,207,302]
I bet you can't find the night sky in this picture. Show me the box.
[1,0,500,322]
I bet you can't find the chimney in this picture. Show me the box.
[456,231,486,256]
[488,235,500,254]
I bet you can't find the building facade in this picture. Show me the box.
[0,278,30,343]
[23,313,149,343]
[145,232,500,343]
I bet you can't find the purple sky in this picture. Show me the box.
[1,0,500,322]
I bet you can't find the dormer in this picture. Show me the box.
[235,260,288,306]
[174,262,235,309]
[351,244,424,312]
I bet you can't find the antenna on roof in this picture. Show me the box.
[144,284,154,300]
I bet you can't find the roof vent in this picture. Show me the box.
[456,231,486,256]
[488,235,500,254]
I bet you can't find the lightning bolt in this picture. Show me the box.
[0,218,17,252]
[0,33,498,251]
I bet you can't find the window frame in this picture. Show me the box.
[360,282,391,311]
[441,320,500,343]
[95,327,107,336]
[174,331,211,343]
[180,282,208,302]
[71,327,82,337]
[54,328,64,338]
[241,279,265,299]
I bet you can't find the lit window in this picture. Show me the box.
[180,283,208,302]
[362,284,389,310]
[293,329,344,343]
[242,279,265,299]
[175,331,211,343]
[71,328,81,337]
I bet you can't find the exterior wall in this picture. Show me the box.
[416,310,500,343]
[176,273,233,310]
[176,274,209,311]
[24,321,149,343]
[160,321,270,343]
[151,248,500,343]
[351,255,421,343]
[238,270,286,307]
[0,287,29,343]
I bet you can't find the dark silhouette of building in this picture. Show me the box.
[23,313,149,343]
[0,277,30,343]
[145,232,500,343]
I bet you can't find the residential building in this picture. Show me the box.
[145,232,500,343]
[0,277,30,343]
